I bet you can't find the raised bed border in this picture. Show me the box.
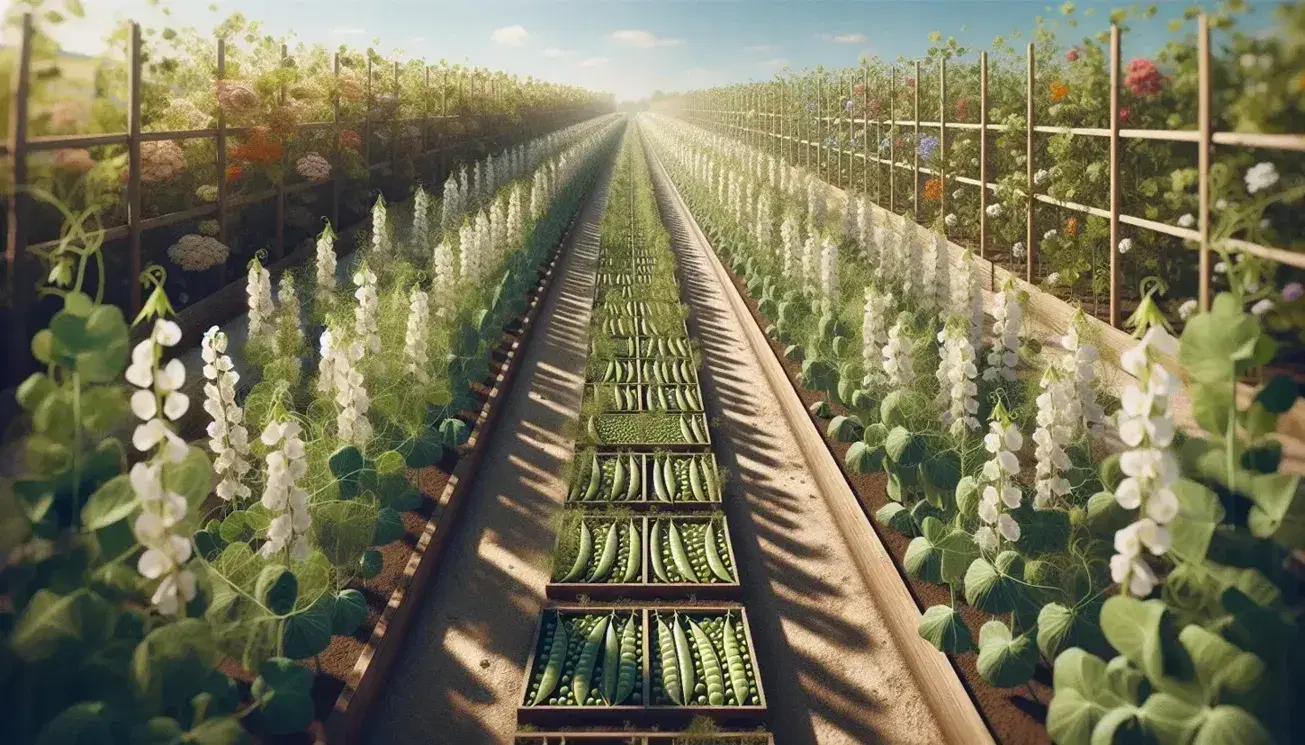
[322,152,612,744]
[585,383,706,414]
[514,732,774,744]
[564,451,725,511]
[545,514,741,601]
[517,604,767,728]
[643,138,995,744]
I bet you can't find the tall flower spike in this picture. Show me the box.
[882,315,915,389]
[819,236,839,313]
[258,419,312,561]
[403,286,432,383]
[315,221,337,291]
[246,257,274,338]
[935,322,981,438]
[1063,312,1107,432]
[371,194,389,256]
[801,234,819,297]
[433,240,454,310]
[328,327,373,445]
[984,280,1021,383]
[202,326,252,502]
[806,176,826,230]
[412,186,431,253]
[862,288,893,387]
[441,171,461,234]
[1032,364,1077,510]
[974,406,1025,553]
[353,266,380,355]
[276,272,303,353]
[1110,326,1181,597]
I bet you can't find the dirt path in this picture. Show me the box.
[645,139,946,745]
[362,164,611,745]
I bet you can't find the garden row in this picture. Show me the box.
[642,110,1304,745]
[516,125,770,738]
[0,111,624,744]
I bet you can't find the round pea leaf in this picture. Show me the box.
[918,605,975,654]
[331,589,368,636]
[281,595,333,660]
[976,620,1038,689]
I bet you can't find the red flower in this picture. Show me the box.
[1119,107,1131,124]
[1066,48,1080,63]
[339,129,362,149]
[923,178,943,201]
[225,164,243,183]
[1050,81,1070,103]
[1124,58,1162,97]
[954,97,971,119]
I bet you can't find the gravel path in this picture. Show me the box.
[361,165,610,745]
[645,136,946,745]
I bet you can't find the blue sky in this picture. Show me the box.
[19,0,1271,101]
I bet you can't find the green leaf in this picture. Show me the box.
[884,427,926,468]
[329,445,365,499]
[255,565,299,616]
[11,589,116,663]
[863,422,889,447]
[976,621,1038,688]
[81,474,136,530]
[1245,472,1305,547]
[1046,649,1137,745]
[808,400,831,418]
[35,701,113,745]
[331,589,368,635]
[1037,602,1103,659]
[439,418,470,449]
[903,518,946,583]
[918,605,975,654]
[131,619,223,714]
[375,450,405,476]
[16,373,55,412]
[182,718,249,745]
[964,551,1029,615]
[1253,374,1297,415]
[785,344,806,362]
[162,446,214,508]
[281,595,333,659]
[1168,479,1224,561]
[220,511,252,543]
[921,450,961,507]
[405,430,445,468]
[1087,490,1135,534]
[844,441,886,473]
[372,507,405,545]
[1191,382,1235,434]
[312,500,380,568]
[1100,596,1168,681]
[359,549,383,579]
[880,390,907,428]
[827,415,865,442]
[1179,293,1260,385]
[874,502,916,535]
[1190,705,1273,745]
[252,658,314,735]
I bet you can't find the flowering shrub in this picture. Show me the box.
[295,152,331,181]
[168,233,230,271]
[140,139,186,183]
[214,79,260,115]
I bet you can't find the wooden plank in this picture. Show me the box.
[127,22,143,315]
[1109,26,1121,326]
[5,12,34,388]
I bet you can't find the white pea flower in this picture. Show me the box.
[1251,298,1274,316]
[1244,162,1278,195]
[1178,299,1198,320]
[935,323,980,438]
[882,318,915,388]
[1046,272,1061,287]
[246,258,274,338]
[1118,238,1133,254]
[404,286,432,382]
[983,281,1021,383]
[1011,242,1026,259]
[353,267,381,355]
[258,419,312,561]
[862,288,893,388]
[944,213,957,228]
[315,222,337,291]
[977,411,1024,549]
[1177,213,1196,229]
[202,327,252,501]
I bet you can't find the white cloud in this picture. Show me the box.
[821,32,868,44]
[759,58,790,69]
[578,57,609,68]
[542,47,572,58]
[609,30,683,48]
[745,44,777,53]
[491,25,529,46]
[332,27,366,36]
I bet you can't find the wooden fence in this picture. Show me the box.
[2,13,606,388]
[657,15,1305,331]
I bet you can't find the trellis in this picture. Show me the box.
[660,16,1305,329]
[2,12,602,387]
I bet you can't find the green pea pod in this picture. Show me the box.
[689,617,725,705]
[705,521,733,582]
[530,613,568,705]
[672,613,695,705]
[573,615,608,706]
[559,520,592,582]
[656,613,682,705]
[668,520,698,582]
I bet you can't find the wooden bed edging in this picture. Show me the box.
[321,176,604,745]
[644,142,997,745]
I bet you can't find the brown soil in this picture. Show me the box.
[657,184,1053,743]
[648,151,945,744]
[356,166,613,745]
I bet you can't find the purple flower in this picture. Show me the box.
[844,98,854,112]
[879,137,892,152]
[805,101,816,113]
[917,135,939,161]
[1283,282,1303,303]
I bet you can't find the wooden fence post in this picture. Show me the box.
[862,65,869,196]
[889,66,896,213]
[1108,26,1122,326]
[1197,15,1213,312]
[5,12,34,387]
[127,22,143,315]
[980,51,991,289]
[331,52,342,228]
[939,56,947,228]
[274,42,287,260]
[215,39,230,282]
[913,59,921,218]
[1025,43,1036,283]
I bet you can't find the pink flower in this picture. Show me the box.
[1066,48,1080,62]
[1119,107,1131,124]
[1125,58,1163,97]
[140,140,186,183]
[54,148,96,174]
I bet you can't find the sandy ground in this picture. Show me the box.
[361,166,610,745]
[645,140,946,745]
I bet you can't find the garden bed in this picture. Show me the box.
[565,451,724,509]
[586,413,712,449]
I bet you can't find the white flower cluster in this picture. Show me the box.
[975,418,1024,552]
[1111,327,1181,597]
[371,195,390,256]
[127,319,190,463]
[319,327,374,445]
[490,195,507,260]
[442,169,464,235]
[780,216,801,275]
[754,191,772,251]
[841,194,858,243]
[531,168,548,221]
[412,186,432,252]
[806,176,826,229]
[936,324,980,437]
[432,241,455,305]
[202,327,251,502]
[258,420,312,561]
[277,272,303,351]
[508,184,525,246]
[819,236,839,311]
[1062,317,1106,431]
[983,283,1021,382]
[126,319,195,616]
[296,152,331,181]
[801,235,818,296]
[882,317,914,388]
[353,267,381,355]
[927,232,951,310]
[862,288,893,387]
[856,196,875,264]
[1032,366,1077,509]
[246,258,274,338]
[404,286,431,383]
[168,234,229,272]
[315,223,337,291]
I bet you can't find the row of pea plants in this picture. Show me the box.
[642,112,1302,745]
[0,113,624,744]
